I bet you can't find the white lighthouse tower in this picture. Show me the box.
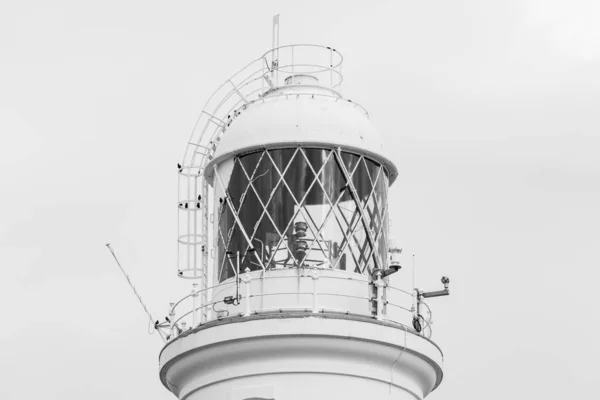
[158,24,450,400]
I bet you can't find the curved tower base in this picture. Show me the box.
[160,313,443,400]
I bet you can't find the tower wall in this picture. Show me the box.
[160,316,443,400]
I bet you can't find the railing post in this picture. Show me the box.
[242,267,252,317]
[329,47,333,87]
[310,269,320,313]
[375,271,384,320]
[411,288,418,315]
[168,302,177,338]
[191,283,198,328]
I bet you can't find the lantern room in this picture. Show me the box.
[206,84,398,285]
[158,41,450,400]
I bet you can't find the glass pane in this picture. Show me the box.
[320,151,350,204]
[305,148,328,171]
[216,148,389,282]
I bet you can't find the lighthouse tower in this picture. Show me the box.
[159,35,449,400]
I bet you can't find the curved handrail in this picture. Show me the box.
[183,44,347,170]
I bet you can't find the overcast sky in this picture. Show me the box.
[1,1,599,399]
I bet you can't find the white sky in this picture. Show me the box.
[1,1,599,399]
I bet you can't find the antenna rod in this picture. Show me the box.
[105,243,166,342]
[271,14,280,84]
[272,14,280,51]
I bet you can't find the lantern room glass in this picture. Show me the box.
[216,148,389,282]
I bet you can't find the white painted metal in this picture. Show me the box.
[204,90,397,183]
[163,39,446,400]
[159,316,443,400]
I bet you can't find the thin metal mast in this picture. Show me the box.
[106,243,166,342]
[271,14,280,84]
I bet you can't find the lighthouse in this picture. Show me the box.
[159,30,450,400]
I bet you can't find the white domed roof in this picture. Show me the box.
[206,91,398,184]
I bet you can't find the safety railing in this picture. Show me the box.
[158,268,436,342]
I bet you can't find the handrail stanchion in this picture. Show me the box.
[310,269,320,313]
[191,283,198,327]
[169,302,176,338]
[242,267,252,316]
[375,271,384,320]
[329,47,333,87]
[339,62,342,93]
[261,59,265,94]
